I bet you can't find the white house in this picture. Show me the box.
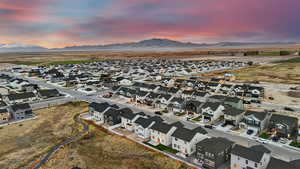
[171,127,209,156]
[88,102,111,124]
[134,117,156,140]
[149,122,177,146]
[201,102,225,123]
[231,145,271,169]
[239,110,271,134]
[120,109,140,131]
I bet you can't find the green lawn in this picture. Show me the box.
[259,133,271,139]
[144,142,179,154]
[192,116,202,122]
[290,142,300,148]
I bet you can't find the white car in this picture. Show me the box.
[256,138,268,144]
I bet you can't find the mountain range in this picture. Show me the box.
[0,38,297,52]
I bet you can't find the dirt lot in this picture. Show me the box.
[0,102,88,169]
[41,123,194,169]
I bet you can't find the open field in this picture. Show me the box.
[0,102,88,169]
[41,123,195,169]
[0,45,299,66]
[200,57,300,84]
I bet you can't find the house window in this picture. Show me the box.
[255,163,257,168]
[245,160,248,164]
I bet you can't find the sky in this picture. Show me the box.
[0,0,300,48]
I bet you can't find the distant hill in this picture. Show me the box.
[54,38,297,51]
[0,39,297,52]
[0,43,47,52]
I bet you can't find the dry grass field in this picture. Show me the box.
[0,102,88,169]
[0,101,194,169]
[41,124,195,169]
[200,57,300,84]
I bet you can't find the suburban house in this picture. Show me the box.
[154,94,173,109]
[223,106,245,127]
[167,97,186,114]
[88,102,111,123]
[0,108,10,123]
[171,126,208,156]
[209,95,243,109]
[134,116,163,140]
[120,108,139,131]
[150,121,177,146]
[37,89,61,99]
[196,137,234,169]
[239,110,271,134]
[5,92,37,104]
[231,145,271,169]
[103,108,122,126]
[135,90,149,104]
[191,91,209,102]
[144,92,160,106]
[266,157,299,169]
[9,103,32,120]
[185,100,203,114]
[201,102,225,123]
[268,114,298,140]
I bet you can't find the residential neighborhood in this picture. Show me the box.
[1,58,299,169]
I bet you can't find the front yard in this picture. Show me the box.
[191,116,202,122]
[144,142,179,154]
[259,133,272,139]
[290,142,300,149]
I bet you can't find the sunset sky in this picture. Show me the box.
[1,0,299,48]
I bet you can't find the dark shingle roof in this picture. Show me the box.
[134,117,153,128]
[224,106,245,116]
[0,108,8,114]
[231,145,264,163]
[244,111,268,121]
[172,126,207,142]
[10,103,31,112]
[267,157,297,169]
[196,137,233,153]
[89,102,110,112]
[150,122,174,134]
[7,92,36,100]
[270,114,298,127]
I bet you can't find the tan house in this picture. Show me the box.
[0,108,10,123]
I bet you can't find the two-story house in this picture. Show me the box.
[150,121,177,146]
[196,137,234,169]
[231,145,271,169]
[9,103,32,120]
[0,108,10,123]
[268,114,298,140]
[223,106,245,127]
[88,102,111,123]
[171,126,208,156]
[239,110,271,134]
[201,102,225,123]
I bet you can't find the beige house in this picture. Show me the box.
[0,109,10,123]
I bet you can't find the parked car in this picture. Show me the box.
[272,135,280,142]
[243,100,251,104]
[256,138,267,144]
[154,111,162,115]
[284,107,295,112]
[204,125,213,129]
[221,123,227,127]
[247,129,254,135]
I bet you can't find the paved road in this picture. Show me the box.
[4,72,300,162]
[33,113,89,169]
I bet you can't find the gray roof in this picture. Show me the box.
[196,137,234,153]
[201,102,222,111]
[231,145,264,163]
[172,126,207,142]
[134,117,153,128]
[267,157,297,169]
[245,110,268,121]
[270,114,298,127]
[0,108,8,114]
[7,92,36,100]
[89,102,110,112]
[224,106,245,116]
[150,121,174,134]
[10,103,31,112]
[250,145,271,154]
